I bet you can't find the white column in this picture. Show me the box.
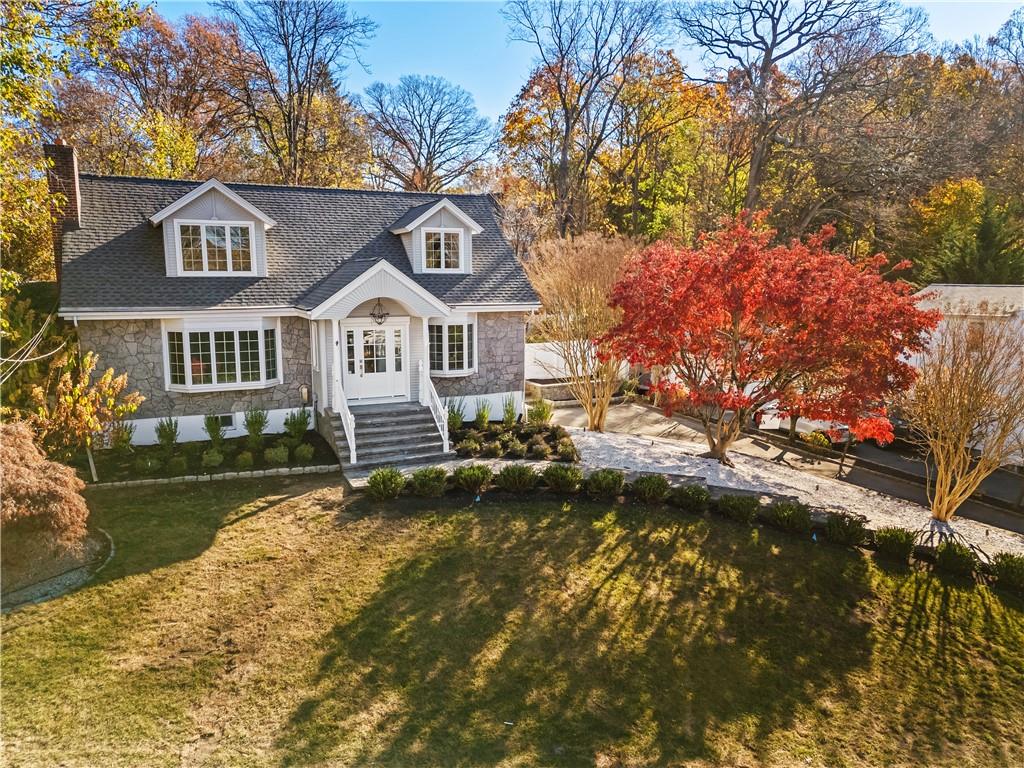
[331,320,342,411]
[420,316,429,405]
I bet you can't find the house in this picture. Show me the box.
[914,283,1024,323]
[45,142,540,469]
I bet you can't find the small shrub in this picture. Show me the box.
[497,431,515,446]
[155,417,179,458]
[506,438,527,458]
[203,414,226,448]
[501,394,518,429]
[991,553,1024,595]
[244,407,269,451]
[529,440,552,460]
[800,431,831,452]
[409,466,448,498]
[715,494,761,525]
[825,513,868,547]
[367,467,405,500]
[108,421,135,456]
[481,440,503,458]
[447,398,466,431]
[670,484,711,514]
[294,443,315,464]
[935,541,978,577]
[587,468,625,499]
[631,474,670,503]
[549,424,569,442]
[474,399,491,430]
[453,464,493,494]
[496,464,539,492]
[528,399,553,427]
[455,438,481,457]
[284,409,310,444]
[765,501,812,534]
[166,455,188,475]
[556,437,578,462]
[133,455,162,476]
[264,444,289,466]
[235,451,254,471]
[201,448,224,470]
[543,463,583,493]
[874,526,916,563]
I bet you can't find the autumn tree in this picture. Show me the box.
[673,0,925,215]
[31,351,144,481]
[523,234,634,431]
[215,0,375,185]
[363,75,494,191]
[896,316,1024,528]
[503,0,664,235]
[1,420,90,585]
[605,215,937,464]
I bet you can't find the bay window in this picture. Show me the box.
[176,221,255,274]
[164,319,281,391]
[428,317,476,375]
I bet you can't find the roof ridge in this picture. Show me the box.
[77,173,488,198]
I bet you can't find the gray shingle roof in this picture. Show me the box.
[60,175,539,312]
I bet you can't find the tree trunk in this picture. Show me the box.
[86,444,99,483]
[837,438,852,478]
[788,414,799,445]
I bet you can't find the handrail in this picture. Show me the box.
[419,359,449,453]
[332,372,357,464]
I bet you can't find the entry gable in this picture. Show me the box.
[309,260,451,320]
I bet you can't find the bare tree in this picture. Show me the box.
[897,316,1024,531]
[215,0,375,185]
[672,0,926,213]
[522,233,634,430]
[503,0,664,236]
[363,75,494,192]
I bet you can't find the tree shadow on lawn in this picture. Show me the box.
[84,477,313,585]
[276,500,878,766]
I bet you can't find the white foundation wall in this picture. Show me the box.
[126,407,306,445]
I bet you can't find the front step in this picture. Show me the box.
[327,402,450,471]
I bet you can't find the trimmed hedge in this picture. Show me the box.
[825,513,867,548]
[543,464,583,494]
[935,541,977,577]
[453,464,493,494]
[495,464,539,492]
[670,484,710,514]
[765,501,812,535]
[874,526,915,563]
[409,467,448,498]
[991,552,1024,595]
[367,467,405,500]
[715,494,760,525]
[631,474,669,503]
[586,468,625,499]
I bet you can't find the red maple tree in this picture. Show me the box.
[604,215,940,464]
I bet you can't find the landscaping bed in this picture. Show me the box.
[70,430,336,484]
[2,475,1022,767]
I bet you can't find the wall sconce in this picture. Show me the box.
[299,383,311,406]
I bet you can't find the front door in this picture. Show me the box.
[341,323,408,401]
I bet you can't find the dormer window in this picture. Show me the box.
[176,221,255,275]
[423,228,462,272]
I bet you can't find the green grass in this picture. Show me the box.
[2,477,1023,767]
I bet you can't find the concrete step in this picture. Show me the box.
[355,425,441,448]
[354,438,445,461]
[342,448,452,472]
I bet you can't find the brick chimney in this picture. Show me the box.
[43,140,81,282]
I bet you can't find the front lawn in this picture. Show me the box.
[2,477,1023,767]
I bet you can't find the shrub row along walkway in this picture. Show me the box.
[568,428,1024,556]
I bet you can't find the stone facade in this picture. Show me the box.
[431,311,527,398]
[77,316,311,420]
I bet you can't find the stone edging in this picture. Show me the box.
[90,464,341,489]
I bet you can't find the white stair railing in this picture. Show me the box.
[332,373,357,464]
[419,360,449,453]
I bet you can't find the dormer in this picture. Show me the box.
[389,198,483,275]
[149,179,275,278]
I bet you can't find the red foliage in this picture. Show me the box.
[1,421,89,552]
[604,215,939,454]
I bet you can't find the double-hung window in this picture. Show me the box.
[165,319,281,391]
[428,317,476,375]
[422,228,462,271]
[176,221,254,274]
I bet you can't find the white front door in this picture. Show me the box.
[340,322,409,401]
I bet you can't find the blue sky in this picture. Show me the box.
[155,0,1024,122]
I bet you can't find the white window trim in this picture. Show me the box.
[174,219,257,276]
[428,316,478,377]
[161,317,282,393]
[421,227,465,273]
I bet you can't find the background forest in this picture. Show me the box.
[2,0,1023,287]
